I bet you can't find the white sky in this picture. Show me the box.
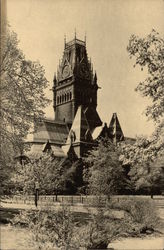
[6,0,164,138]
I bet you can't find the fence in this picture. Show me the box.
[1,195,164,207]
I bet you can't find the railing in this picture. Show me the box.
[1,195,164,207]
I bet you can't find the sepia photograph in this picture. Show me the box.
[0,0,164,249]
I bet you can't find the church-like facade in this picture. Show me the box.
[26,36,125,159]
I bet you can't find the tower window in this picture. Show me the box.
[65,93,67,102]
[67,93,69,101]
[57,96,59,104]
[70,92,72,100]
[60,96,62,103]
[62,94,64,102]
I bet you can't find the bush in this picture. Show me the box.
[12,206,77,249]
[12,206,120,249]
[12,198,160,249]
[106,198,160,236]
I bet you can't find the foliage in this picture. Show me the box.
[127,29,164,123]
[119,134,164,193]
[106,198,160,235]
[12,154,84,195]
[12,198,160,249]
[120,30,164,193]
[12,206,122,249]
[12,206,77,250]
[0,27,50,194]
[12,196,161,247]
[84,139,131,196]
[12,154,63,195]
[74,208,109,249]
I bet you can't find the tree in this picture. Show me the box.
[127,29,164,123]
[84,139,130,196]
[12,153,84,195]
[119,30,164,193]
[0,27,50,193]
[12,154,66,195]
[1,27,50,152]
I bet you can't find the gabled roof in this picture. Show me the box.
[62,106,93,157]
[25,141,66,158]
[96,113,124,143]
[30,119,69,144]
[84,106,102,131]
[109,113,124,142]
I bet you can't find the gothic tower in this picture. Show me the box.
[53,36,102,132]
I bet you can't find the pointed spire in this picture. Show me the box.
[84,31,86,45]
[94,71,97,83]
[64,34,66,48]
[74,28,76,40]
[109,113,124,144]
[53,73,57,86]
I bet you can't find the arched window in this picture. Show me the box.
[67,93,69,101]
[70,92,72,100]
[57,96,59,104]
[65,93,67,102]
[60,96,62,103]
[62,94,64,102]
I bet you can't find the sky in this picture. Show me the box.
[6,0,164,138]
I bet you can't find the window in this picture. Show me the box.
[62,94,64,102]
[67,93,69,101]
[70,92,72,100]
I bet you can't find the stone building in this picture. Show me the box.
[26,36,125,159]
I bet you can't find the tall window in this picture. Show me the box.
[62,94,64,102]
[67,93,69,101]
[70,92,72,100]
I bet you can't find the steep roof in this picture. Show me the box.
[109,113,124,142]
[96,113,124,143]
[62,106,93,157]
[84,106,102,132]
[31,119,69,144]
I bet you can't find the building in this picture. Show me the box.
[25,35,125,159]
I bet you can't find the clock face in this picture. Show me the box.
[62,65,70,78]
[79,63,89,78]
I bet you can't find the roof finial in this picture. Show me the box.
[84,31,86,45]
[74,28,76,39]
[64,34,66,48]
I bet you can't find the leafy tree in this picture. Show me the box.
[127,29,164,122]
[0,27,50,193]
[12,154,67,195]
[1,28,50,148]
[119,116,164,194]
[12,153,84,195]
[119,30,164,194]
[84,139,130,196]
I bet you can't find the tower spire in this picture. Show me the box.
[64,34,66,48]
[74,28,76,40]
[84,31,86,45]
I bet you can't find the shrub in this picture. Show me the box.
[106,198,160,236]
[12,206,78,249]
